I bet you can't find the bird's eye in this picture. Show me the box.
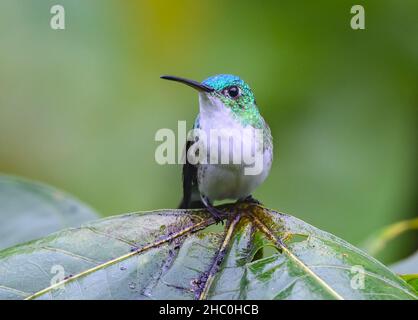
[223,86,240,99]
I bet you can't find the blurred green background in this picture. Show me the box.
[0,0,417,263]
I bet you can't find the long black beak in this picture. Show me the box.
[160,75,214,93]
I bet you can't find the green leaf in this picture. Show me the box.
[392,251,418,294]
[0,175,99,250]
[362,218,418,257]
[399,274,418,293]
[0,204,415,300]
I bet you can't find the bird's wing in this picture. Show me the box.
[178,140,198,209]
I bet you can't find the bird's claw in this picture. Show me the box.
[241,195,262,205]
[201,194,225,225]
[207,206,224,225]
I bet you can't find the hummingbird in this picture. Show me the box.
[161,74,273,222]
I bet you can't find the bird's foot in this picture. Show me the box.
[201,195,225,225]
[240,195,263,205]
[206,206,225,225]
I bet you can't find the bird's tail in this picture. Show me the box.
[178,197,188,209]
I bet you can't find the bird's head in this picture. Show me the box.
[161,74,262,128]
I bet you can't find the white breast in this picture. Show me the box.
[196,93,272,201]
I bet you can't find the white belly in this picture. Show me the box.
[197,148,272,201]
[195,93,273,201]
